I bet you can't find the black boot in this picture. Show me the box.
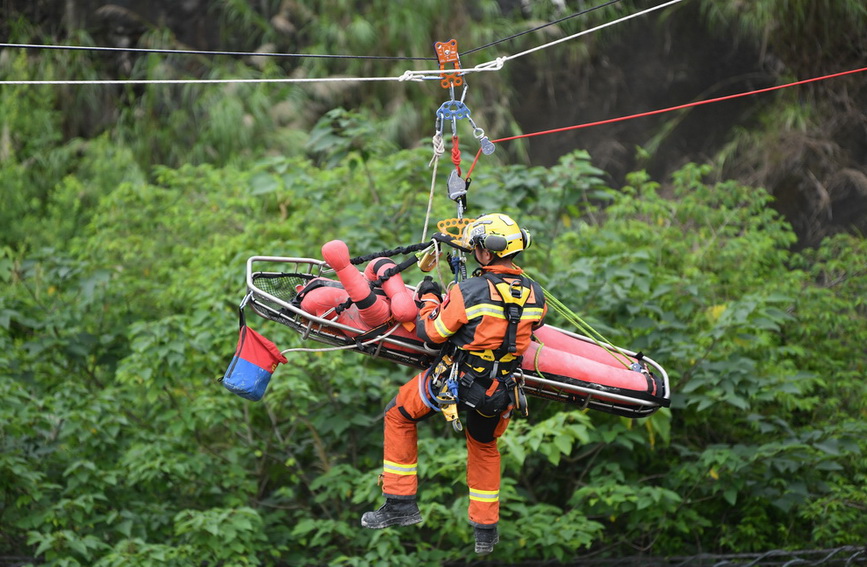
[360,498,422,529]
[474,525,499,554]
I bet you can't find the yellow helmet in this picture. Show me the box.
[462,213,531,258]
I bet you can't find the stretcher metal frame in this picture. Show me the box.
[245,256,670,418]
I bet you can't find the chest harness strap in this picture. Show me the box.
[425,274,535,424]
[457,274,533,416]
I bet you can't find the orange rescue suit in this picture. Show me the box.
[380,263,546,527]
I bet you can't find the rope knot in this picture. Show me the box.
[450,136,462,169]
[429,133,445,167]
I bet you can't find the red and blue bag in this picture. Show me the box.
[221,296,287,401]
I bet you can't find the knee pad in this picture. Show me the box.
[466,410,499,444]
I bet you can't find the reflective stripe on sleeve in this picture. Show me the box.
[433,317,456,339]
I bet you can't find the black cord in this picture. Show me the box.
[0,0,627,63]
[460,0,627,57]
[0,42,433,61]
[349,241,430,265]
[370,256,421,288]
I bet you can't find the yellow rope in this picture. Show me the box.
[532,338,546,378]
[525,272,633,369]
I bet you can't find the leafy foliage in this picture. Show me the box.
[3,3,867,564]
[3,102,867,565]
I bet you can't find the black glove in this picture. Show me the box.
[415,276,442,307]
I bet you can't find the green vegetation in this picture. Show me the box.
[3,117,867,563]
[2,1,867,565]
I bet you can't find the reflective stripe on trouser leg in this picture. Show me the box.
[465,411,510,525]
[382,372,434,498]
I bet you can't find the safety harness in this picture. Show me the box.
[426,272,536,429]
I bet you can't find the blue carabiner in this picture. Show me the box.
[446,377,460,399]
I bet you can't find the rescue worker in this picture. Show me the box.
[361,213,547,555]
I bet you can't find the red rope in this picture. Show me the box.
[466,148,483,180]
[464,65,867,178]
[451,135,463,177]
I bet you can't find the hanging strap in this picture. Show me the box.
[221,292,253,384]
[481,273,532,357]
[238,291,252,328]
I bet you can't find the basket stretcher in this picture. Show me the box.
[245,256,671,418]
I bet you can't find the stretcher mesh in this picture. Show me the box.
[253,272,309,304]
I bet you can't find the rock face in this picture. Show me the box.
[508,3,867,249]
[3,0,866,247]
